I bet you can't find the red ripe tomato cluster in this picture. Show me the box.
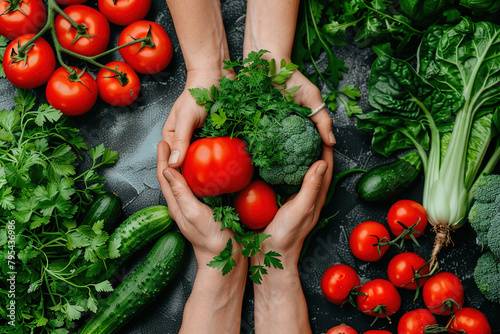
[1,0,173,116]
[322,199,492,333]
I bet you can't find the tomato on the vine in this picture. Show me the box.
[448,308,492,334]
[422,272,464,315]
[54,5,110,57]
[234,180,278,230]
[3,35,55,89]
[349,221,390,262]
[387,199,427,239]
[182,137,254,197]
[321,264,360,305]
[0,0,46,40]
[46,66,98,116]
[98,0,151,26]
[356,279,401,320]
[118,20,173,74]
[326,325,357,334]
[397,309,437,334]
[97,61,140,107]
[387,252,429,290]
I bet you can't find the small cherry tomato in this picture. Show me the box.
[349,221,390,262]
[387,199,427,239]
[321,264,360,305]
[182,137,254,197]
[0,0,46,40]
[54,5,110,57]
[118,20,173,74]
[46,67,98,116]
[98,0,151,26]
[448,308,492,334]
[3,35,55,89]
[423,272,464,315]
[326,324,358,334]
[234,180,278,230]
[357,279,401,320]
[397,309,437,334]
[387,252,429,290]
[97,61,140,107]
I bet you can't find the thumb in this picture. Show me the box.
[311,110,336,146]
[168,115,197,168]
[162,167,202,218]
[292,161,328,210]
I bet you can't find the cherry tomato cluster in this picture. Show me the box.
[322,200,492,333]
[1,0,173,115]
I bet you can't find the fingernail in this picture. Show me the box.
[329,132,336,145]
[168,150,180,165]
[316,164,328,176]
[163,168,175,182]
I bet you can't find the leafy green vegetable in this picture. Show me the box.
[0,36,8,78]
[0,89,118,333]
[357,18,500,267]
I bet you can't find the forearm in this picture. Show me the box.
[166,0,230,72]
[243,0,301,59]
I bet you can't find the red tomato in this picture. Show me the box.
[423,272,464,315]
[234,180,278,230]
[387,199,427,239]
[54,5,110,57]
[118,20,173,74]
[3,35,55,89]
[98,0,151,26]
[448,308,492,334]
[0,0,46,40]
[357,279,401,319]
[387,252,429,290]
[46,67,98,116]
[397,309,437,334]
[182,137,254,197]
[326,324,358,334]
[363,331,392,334]
[321,264,360,305]
[56,0,87,5]
[349,221,390,262]
[97,61,140,107]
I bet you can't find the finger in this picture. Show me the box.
[292,160,329,214]
[167,111,202,168]
[156,141,180,215]
[162,110,176,144]
[316,144,335,208]
[311,109,336,146]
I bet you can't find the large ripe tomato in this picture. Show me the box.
[46,66,98,116]
[357,279,401,319]
[422,272,464,315]
[3,35,55,89]
[182,137,254,197]
[97,61,140,107]
[387,199,427,239]
[448,308,492,334]
[321,264,360,305]
[118,20,173,74]
[397,309,437,334]
[387,252,429,290]
[326,325,357,334]
[0,0,46,40]
[349,221,390,262]
[98,0,151,26]
[54,5,110,57]
[56,0,88,5]
[234,180,278,230]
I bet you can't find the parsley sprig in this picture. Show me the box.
[0,89,118,333]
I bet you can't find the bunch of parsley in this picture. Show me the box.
[0,90,118,333]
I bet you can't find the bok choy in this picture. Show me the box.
[357,18,500,267]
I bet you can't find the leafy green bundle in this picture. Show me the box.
[357,18,500,267]
[0,90,119,333]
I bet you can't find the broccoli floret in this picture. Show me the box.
[471,174,500,203]
[487,217,500,258]
[259,115,321,185]
[474,251,500,304]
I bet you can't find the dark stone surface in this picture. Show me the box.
[1,0,499,333]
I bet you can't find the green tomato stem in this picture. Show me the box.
[49,0,82,32]
[16,0,55,55]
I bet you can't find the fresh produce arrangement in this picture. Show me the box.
[0,0,173,115]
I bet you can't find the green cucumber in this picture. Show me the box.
[356,151,422,203]
[79,232,186,334]
[81,192,122,233]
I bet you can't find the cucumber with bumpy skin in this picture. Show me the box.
[356,151,422,203]
[79,232,186,334]
[81,192,122,233]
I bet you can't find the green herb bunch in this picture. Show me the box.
[0,90,119,333]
